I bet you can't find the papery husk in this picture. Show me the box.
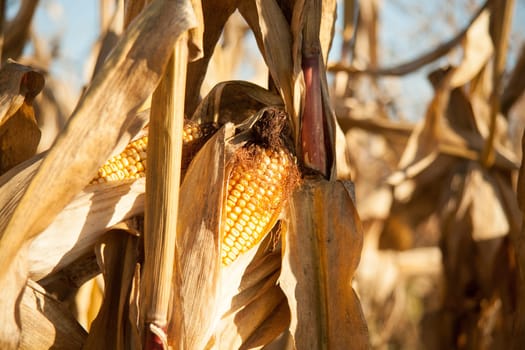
[168,124,234,349]
[83,230,142,350]
[19,280,87,350]
[170,106,298,348]
[217,282,289,350]
[280,179,369,349]
[191,80,283,126]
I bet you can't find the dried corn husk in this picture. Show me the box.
[167,124,232,349]
[280,179,369,349]
[191,80,283,126]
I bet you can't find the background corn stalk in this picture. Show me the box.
[1,0,525,349]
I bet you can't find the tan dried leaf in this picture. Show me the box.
[28,180,146,280]
[456,163,509,240]
[168,125,233,349]
[238,0,295,126]
[0,60,44,124]
[280,179,369,349]
[185,0,238,114]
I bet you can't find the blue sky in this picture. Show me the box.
[10,0,525,121]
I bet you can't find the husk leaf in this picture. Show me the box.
[280,179,369,349]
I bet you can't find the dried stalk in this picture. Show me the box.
[481,0,515,167]
[143,34,188,349]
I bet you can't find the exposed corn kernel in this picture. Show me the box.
[220,144,297,266]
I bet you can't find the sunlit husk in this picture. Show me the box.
[280,179,369,349]
[168,124,233,349]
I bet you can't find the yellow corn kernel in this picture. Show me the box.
[90,121,217,184]
[220,144,298,266]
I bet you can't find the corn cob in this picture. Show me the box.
[221,144,297,266]
[90,121,217,184]
[220,107,300,266]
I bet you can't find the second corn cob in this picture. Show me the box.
[90,121,217,184]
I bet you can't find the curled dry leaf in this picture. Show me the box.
[83,231,142,350]
[0,60,44,124]
[185,0,238,115]
[449,10,493,89]
[0,60,44,174]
